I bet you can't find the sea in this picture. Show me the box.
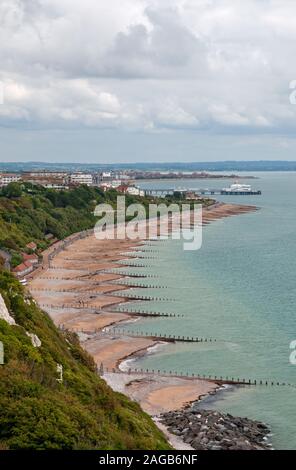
[114,172,296,450]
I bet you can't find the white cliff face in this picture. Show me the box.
[26,332,42,348]
[0,293,41,348]
[0,294,15,325]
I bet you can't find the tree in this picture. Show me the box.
[2,183,22,198]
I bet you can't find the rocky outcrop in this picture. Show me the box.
[0,293,41,348]
[26,332,42,348]
[0,294,15,325]
[160,409,272,450]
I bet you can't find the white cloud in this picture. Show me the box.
[0,0,296,135]
[0,78,124,128]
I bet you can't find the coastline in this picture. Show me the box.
[27,202,258,448]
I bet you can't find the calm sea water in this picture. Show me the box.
[116,172,296,449]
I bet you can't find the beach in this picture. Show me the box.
[28,202,257,446]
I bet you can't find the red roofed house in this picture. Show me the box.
[22,253,39,265]
[117,184,129,194]
[12,261,34,278]
[26,242,37,251]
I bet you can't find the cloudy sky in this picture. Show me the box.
[1,0,296,163]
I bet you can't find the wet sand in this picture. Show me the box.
[84,335,158,370]
[104,372,217,415]
[28,202,257,430]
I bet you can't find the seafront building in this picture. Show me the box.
[12,261,34,278]
[68,173,93,186]
[0,173,22,186]
[0,170,143,196]
[21,253,39,265]
[21,171,68,188]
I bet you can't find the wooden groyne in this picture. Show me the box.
[102,270,159,278]
[103,328,217,344]
[110,280,169,289]
[114,306,184,318]
[130,249,161,253]
[120,254,158,259]
[38,303,102,312]
[117,262,154,268]
[63,326,217,344]
[112,292,176,301]
[31,287,175,302]
[39,303,182,317]
[49,266,95,272]
[101,367,295,389]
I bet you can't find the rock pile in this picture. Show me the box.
[160,408,272,450]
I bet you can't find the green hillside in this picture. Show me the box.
[0,182,211,268]
[0,269,169,450]
[0,183,213,267]
[0,182,152,267]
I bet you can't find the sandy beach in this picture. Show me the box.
[28,202,257,446]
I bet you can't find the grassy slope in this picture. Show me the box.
[0,270,170,450]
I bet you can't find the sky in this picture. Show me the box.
[1,0,296,163]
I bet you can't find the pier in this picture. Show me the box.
[144,188,261,196]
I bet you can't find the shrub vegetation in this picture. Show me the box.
[0,270,170,450]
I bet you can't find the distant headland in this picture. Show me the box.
[0,160,296,173]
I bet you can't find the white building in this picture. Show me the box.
[69,173,94,186]
[126,186,145,197]
[0,173,22,186]
[24,172,67,178]
[44,183,69,190]
[98,180,122,190]
[101,172,112,179]
[98,171,131,182]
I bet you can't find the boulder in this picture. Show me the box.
[160,408,271,451]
